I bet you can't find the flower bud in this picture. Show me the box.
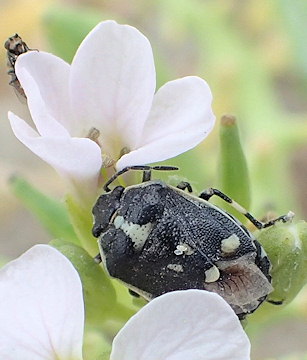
[256,221,307,305]
[217,115,251,221]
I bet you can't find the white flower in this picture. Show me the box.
[0,245,84,360]
[111,290,251,360]
[0,245,250,360]
[8,20,215,198]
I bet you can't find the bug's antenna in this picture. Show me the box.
[103,165,178,192]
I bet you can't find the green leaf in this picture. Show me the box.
[83,328,112,360]
[65,194,98,256]
[256,221,307,305]
[51,239,136,334]
[217,115,251,221]
[50,239,116,327]
[9,175,79,244]
[43,4,105,62]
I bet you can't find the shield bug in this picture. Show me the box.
[92,166,293,318]
[4,34,35,100]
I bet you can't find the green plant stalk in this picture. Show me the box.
[65,194,98,256]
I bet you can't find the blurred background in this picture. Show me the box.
[0,1,307,359]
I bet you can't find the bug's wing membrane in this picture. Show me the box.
[204,254,273,315]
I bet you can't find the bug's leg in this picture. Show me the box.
[177,181,193,193]
[267,299,284,305]
[128,289,140,298]
[104,166,151,191]
[22,42,31,52]
[199,188,294,229]
[259,212,295,228]
[142,165,179,182]
[104,165,178,192]
[142,169,151,182]
[94,253,102,264]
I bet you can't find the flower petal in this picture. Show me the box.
[116,76,215,170]
[70,20,156,150]
[110,290,250,360]
[116,127,202,170]
[0,245,84,360]
[141,76,215,145]
[9,112,102,197]
[15,51,71,136]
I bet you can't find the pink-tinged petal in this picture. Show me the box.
[111,290,250,360]
[15,51,72,136]
[70,20,156,149]
[116,76,215,170]
[0,245,84,360]
[9,112,102,194]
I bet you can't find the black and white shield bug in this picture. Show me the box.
[4,34,34,100]
[92,165,293,318]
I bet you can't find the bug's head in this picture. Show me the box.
[4,34,25,54]
[92,186,125,237]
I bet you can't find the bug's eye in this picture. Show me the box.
[92,224,104,238]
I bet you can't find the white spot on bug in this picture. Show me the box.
[113,215,124,228]
[174,245,186,255]
[221,234,240,254]
[174,243,194,256]
[113,215,153,251]
[167,264,184,273]
[204,265,220,283]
